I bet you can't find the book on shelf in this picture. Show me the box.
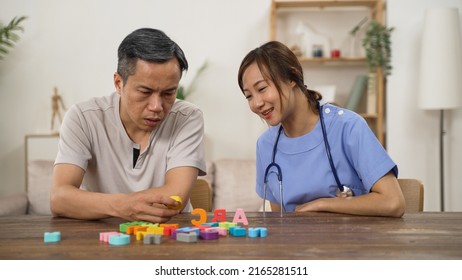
[345,75,368,111]
[366,73,377,114]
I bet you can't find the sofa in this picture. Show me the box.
[0,159,262,216]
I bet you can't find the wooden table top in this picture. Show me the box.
[1,212,461,260]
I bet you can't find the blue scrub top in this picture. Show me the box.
[255,103,398,212]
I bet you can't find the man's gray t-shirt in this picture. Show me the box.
[55,92,206,202]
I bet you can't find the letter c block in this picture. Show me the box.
[191,208,207,226]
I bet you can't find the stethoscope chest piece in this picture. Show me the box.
[336,185,353,197]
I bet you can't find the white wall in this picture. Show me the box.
[0,0,270,196]
[387,0,462,211]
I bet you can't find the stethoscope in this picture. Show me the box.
[262,101,353,214]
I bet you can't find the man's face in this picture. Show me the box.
[114,58,181,136]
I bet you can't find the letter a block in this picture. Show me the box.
[232,208,249,225]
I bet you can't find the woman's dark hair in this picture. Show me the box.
[237,41,321,111]
[117,28,188,83]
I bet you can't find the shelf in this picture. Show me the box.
[270,0,385,146]
[298,56,366,66]
[274,0,378,9]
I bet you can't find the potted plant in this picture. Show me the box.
[362,20,394,113]
[362,19,394,75]
[0,16,27,60]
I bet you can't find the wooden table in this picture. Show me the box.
[1,212,461,260]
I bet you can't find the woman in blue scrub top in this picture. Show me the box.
[237,41,405,217]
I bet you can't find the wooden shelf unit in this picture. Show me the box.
[270,0,385,145]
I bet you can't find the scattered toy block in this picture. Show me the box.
[44,232,61,243]
[146,226,164,235]
[140,222,159,227]
[160,223,179,229]
[133,226,148,234]
[136,231,150,241]
[200,229,219,240]
[172,227,200,240]
[191,208,207,226]
[229,226,246,237]
[177,232,198,243]
[248,227,268,238]
[212,209,227,222]
[160,224,179,236]
[207,227,227,237]
[194,225,211,231]
[109,234,130,246]
[168,195,183,210]
[203,222,219,227]
[143,234,162,245]
[219,221,237,229]
[99,231,119,242]
[233,208,249,225]
[125,226,137,235]
[119,222,146,233]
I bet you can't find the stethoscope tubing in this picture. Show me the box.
[263,102,350,212]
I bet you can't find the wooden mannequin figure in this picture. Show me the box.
[51,87,67,133]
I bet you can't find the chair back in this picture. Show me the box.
[190,179,213,212]
[398,178,424,212]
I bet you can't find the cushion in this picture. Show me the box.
[212,159,261,211]
[27,160,54,215]
[0,193,28,216]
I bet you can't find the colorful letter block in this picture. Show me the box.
[177,232,198,243]
[168,195,183,210]
[109,234,130,246]
[99,231,119,242]
[191,208,207,226]
[200,229,219,240]
[212,208,227,222]
[232,208,249,225]
[143,234,162,245]
[44,232,61,243]
[248,227,268,238]
[229,226,246,237]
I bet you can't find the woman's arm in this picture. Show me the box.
[294,171,406,217]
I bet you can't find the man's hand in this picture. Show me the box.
[115,191,181,223]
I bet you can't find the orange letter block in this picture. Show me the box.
[191,208,207,226]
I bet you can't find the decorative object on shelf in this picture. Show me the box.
[294,21,330,58]
[290,44,302,57]
[330,49,341,58]
[362,19,394,114]
[345,75,368,111]
[177,61,207,100]
[418,7,462,212]
[51,87,67,133]
[0,16,27,60]
[312,44,324,57]
[346,16,368,58]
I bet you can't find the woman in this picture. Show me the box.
[237,41,405,217]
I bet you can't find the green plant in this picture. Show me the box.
[362,20,394,76]
[0,16,27,60]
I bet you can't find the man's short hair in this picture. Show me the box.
[117,28,188,83]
